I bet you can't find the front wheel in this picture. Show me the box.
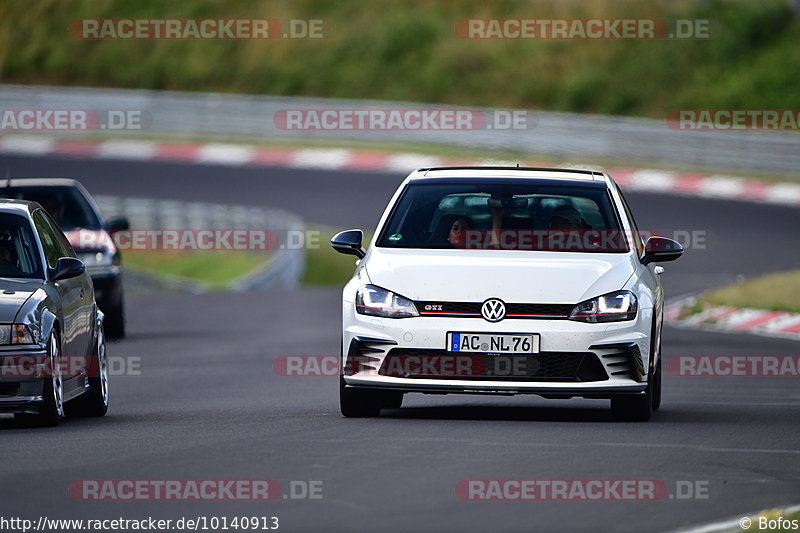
[651,355,662,412]
[340,378,397,417]
[66,326,109,417]
[16,332,63,427]
[611,383,652,422]
[104,291,126,340]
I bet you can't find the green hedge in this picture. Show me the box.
[1,0,798,117]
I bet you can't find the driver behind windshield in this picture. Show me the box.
[37,196,66,225]
[547,205,583,230]
[0,234,20,276]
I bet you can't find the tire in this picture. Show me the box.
[65,325,109,418]
[339,378,384,417]
[383,392,404,410]
[611,316,662,422]
[651,354,662,412]
[104,293,126,340]
[650,316,663,411]
[15,332,63,427]
[611,386,652,422]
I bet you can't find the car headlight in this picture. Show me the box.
[77,250,114,268]
[569,291,638,323]
[0,324,35,344]
[356,285,419,318]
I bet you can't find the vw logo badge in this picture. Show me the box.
[481,298,506,322]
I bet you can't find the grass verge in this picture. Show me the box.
[123,249,269,290]
[302,226,368,285]
[696,270,800,314]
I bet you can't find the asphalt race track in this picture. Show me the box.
[1,154,799,533]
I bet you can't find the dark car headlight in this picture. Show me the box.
[356,285,419,319]
[569,291,638,323]
[77,250,115,268]
[0,324,35,344]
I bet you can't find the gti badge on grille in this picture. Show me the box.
[481,298,506,322]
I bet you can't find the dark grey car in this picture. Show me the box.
[1,178,128,339]
[0,200,107,426]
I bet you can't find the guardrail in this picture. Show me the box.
[1,84,798,175]
[94,195,305,291]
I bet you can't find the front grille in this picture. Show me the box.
[379,348,607,382]
[417,301,481,316]
[416,301,574,319]
[0,382,19,396]
[507,303,574,318]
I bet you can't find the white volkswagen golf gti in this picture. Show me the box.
[332,167,683,421]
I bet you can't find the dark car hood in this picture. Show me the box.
[0,279,44,322]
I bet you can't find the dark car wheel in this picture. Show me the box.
[383,392,404,410]
[340,378,401,417]
[611,385,652,422]
[65,326,109,418]
[652,354,662,412]
[104,294,126,339]
[650,317,663,412]
[15,332,63,427]
[611,316,661,422]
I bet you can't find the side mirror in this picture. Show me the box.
[105,216,129,231]
[331,229,366,259]
[642,237,683,265]
[50,257,86,281]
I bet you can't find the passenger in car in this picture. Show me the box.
[448,216,474,248]
[430,214,474,246]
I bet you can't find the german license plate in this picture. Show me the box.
[447,333,539,354]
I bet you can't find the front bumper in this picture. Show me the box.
[0,345,49,414]
[342,300,652,398]
[89,269,122,308]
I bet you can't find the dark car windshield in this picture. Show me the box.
[3,185,102,231]
[377,179,629,252]
[0,213,44,278]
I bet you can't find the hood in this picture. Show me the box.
[0,279,44,322]
[364,248,637,304]
[65,229,116,253]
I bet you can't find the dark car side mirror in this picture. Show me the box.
[331,229,366,259]
[105,216,129,231]
[642,236,684,265]
[50,257,86,281]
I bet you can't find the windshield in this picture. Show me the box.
[377,180,629,252]
[0,213,44,278]
[3,185,102,231]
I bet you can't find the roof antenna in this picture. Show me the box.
[516,162,520,168]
